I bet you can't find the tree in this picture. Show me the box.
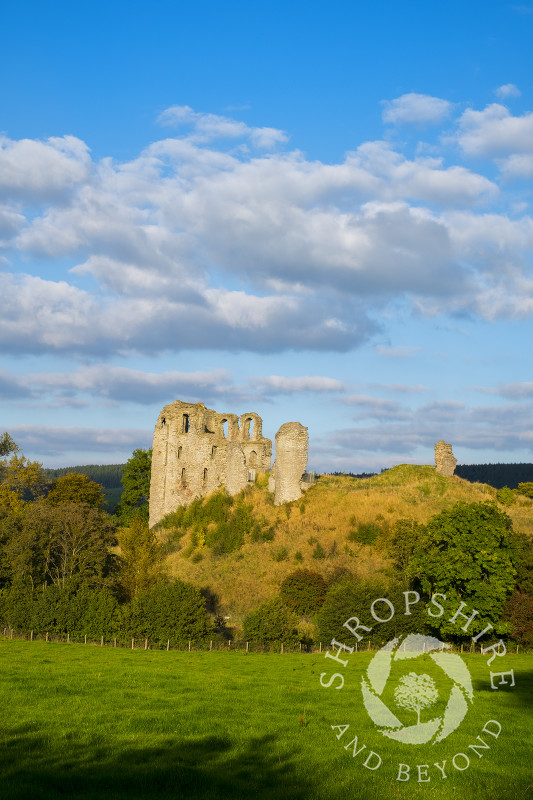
[243,598,299,644]
[116,516,166,600]
[408,502,516,638]
[116,448,152,522]
[394,672,439,725]
[46,473,105,509]
[502,590,533,645]
[280,569,327,615]
[126,579,213,644]
[316,575,429,645]
[517,482,533,498]
[0,433,18,457]
[5,500,116,590]
[380,518,426,587]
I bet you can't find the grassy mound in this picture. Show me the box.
[158,466,533,621]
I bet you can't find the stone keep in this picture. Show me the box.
[149,400,272,528]
[434,440,457,477]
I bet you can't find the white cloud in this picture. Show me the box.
[0,135,91,201]
[495,84,521,99]
[157,105,288,148]
[455,104,533,157]
[382,93,453,125]
[253,375,344,394]
[0,101,532,362]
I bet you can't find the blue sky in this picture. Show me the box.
[1,0,533,471]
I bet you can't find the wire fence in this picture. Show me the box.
[1,628,529,654]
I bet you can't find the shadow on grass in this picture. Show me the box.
[0,730,310,800]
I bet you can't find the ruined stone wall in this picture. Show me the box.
[273,422,308,505]
[149,400,272,527]
[434,440,457,477]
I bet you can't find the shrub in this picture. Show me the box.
[312,543,326,560]
[280,569,327,615]
[347,522,380,545]
[517,482,533,499]
[271,547,289,562]
[496,486,516,506]
[243,598,299,644]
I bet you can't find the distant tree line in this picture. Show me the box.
[455,463,533,489]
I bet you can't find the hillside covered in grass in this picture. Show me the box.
[155,465,533,623]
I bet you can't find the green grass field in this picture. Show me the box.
[0,639,530,800]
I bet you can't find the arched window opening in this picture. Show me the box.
[161,417,166,427]
[211,445,217,458]
[247,418,254,439]
[203,468,208,482]
[177,446,182,459]
[181,467,186,482]
[248,450,258,468]
[221,419,228,439]
[182,414,190,433]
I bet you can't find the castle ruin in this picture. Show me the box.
[434,440,457,477]
[149,400,308,527]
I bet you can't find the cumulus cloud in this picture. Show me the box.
[495,84,521,99]
[455,104,533,158]
[0,100,531,362]
[0,135,91,201]
[382,93,453,125]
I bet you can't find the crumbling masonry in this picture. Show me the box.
[434,440,457,477]
[149,400,308,527]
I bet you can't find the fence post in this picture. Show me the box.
[355,642,358,653]
[166,639,170,651]
[46,632,49,642]
[319,642,322,653]
[228,640,231,650]
[210,640,212,651]
[131,638,134,650]
[114,638,117,648]
[84,635,87,645]
[30,630,33,642]
[67,633,70,644]
[101,636,104,647]
[188,640,191,652]
[246,641,249,653]
[281,642,284,654]
[144,638,148,650]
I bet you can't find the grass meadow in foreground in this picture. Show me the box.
[0,639,530,800]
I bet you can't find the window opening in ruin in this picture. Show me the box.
[181,467,186,481]
[221,419,228,438]
[211,445,217,458]
[183,414,190,433]
[203,468,208,482]
[177,446,182,459]
[248,450,258,468]
[247,418,254,439]
[161,417,166,427]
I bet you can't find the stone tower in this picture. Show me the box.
[149,400,272,528]
[434,440,457,477]
[272,422,309,505]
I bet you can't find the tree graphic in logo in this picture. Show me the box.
[394,672,439,725]
[361,633,473,744]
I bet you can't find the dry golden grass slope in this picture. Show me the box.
[163,465,533,624]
